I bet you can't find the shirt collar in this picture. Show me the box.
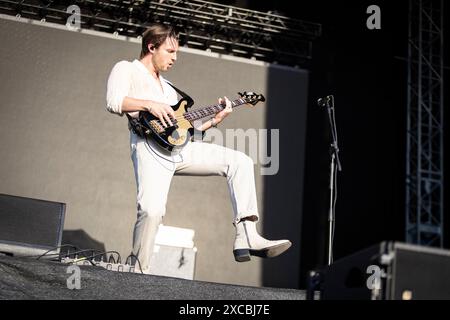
[132,59,149,74]
[132,59,165,82]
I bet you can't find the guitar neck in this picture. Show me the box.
[184,98,246,122]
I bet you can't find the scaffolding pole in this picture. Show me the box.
[406,0,444,247]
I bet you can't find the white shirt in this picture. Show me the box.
[106,59,179,118]
[106,59,183,164]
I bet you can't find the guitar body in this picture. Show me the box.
[139,97,195,152]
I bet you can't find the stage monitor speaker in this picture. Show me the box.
[0,193,66,257]
[315,241,450,300]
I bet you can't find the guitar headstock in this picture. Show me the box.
[238,92,266,106]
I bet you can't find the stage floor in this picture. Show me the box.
[0,254,305,300]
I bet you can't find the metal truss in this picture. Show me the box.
[406,0,444,247]
[0,0,321,67]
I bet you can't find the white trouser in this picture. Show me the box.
[130,132,259,270]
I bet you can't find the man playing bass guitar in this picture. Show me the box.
[106,23,291,273]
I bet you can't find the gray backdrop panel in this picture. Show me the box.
[0,16,308,288]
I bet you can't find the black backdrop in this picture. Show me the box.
[235,0,450,287]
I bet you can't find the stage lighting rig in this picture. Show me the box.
[0,0,322,67]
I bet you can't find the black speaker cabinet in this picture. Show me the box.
[316,241,450,300]
[0,193,66,256]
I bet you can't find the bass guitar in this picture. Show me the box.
[136,91,265,152]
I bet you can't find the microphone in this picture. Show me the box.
[317,95,333,107]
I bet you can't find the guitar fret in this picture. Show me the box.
[208,106,216,114]
[185,97,249,121]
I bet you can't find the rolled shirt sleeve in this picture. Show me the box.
[106,60,131,116]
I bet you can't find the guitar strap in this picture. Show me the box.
[126,113,146,138]
[165,81,194,106]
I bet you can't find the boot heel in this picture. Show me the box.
[233,249,251,262]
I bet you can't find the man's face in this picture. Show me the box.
[151,36,179,72]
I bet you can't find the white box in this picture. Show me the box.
[148,225,197,280]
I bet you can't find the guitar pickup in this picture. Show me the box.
[149,120,165,134]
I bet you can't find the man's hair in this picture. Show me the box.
[140,23,179,59]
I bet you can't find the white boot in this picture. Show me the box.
[233,220,292,262]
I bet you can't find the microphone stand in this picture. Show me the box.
[322,96,342,266]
